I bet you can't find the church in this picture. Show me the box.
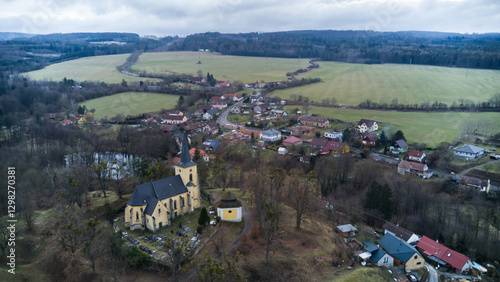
[124,135,201,232]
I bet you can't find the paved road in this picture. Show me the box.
[425,262,439,282]
[217,104,237,129]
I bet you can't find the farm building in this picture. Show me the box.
[216,192,242,222]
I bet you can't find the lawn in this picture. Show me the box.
[80,92,180,120]
[133,51,310,82]
[328,267,392,282]
[23,54,161,84]
[285,106,500,147]
[272,62,500,106]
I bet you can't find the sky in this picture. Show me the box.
[0,0,499,36]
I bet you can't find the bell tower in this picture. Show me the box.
[174,134,201,209]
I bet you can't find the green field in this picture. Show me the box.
[133,51,309,82]
[286,106,500,147]
[80,92,179,119]
[273,62,500,106]
[24,54,160,84]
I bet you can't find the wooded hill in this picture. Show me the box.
[168,30,500,69]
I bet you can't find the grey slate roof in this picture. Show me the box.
[454,144,485,154]
[176,133,196,168]
[364,240,379,253]
[379,233,421,263]
[144,197,159,216]
[217,192,242,208]
[262,128,280,135]
[383,222,415,242]
[371,248,389,263]
[127,175,188,206]
[394,139,408,148]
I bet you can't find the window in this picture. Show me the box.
[417,262,421,265]
[383,257,388,263]
[158,209,161,216]
[228,210,232,213]
[136,212,139,221]
[174,200,177,209]
[414,255,417,259]
[189,174,193,182]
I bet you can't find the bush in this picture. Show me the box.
[197,226,203,234]
[125,246,152,268]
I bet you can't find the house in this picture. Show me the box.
[383,222,420,245]
[453,144,485,159]
[397,160,433,178]
[202,123,219,135]
[362,134,378,147]
[282,136,303,147]
[408,150,427,163]
[190,77,206,84]
[416,236,473,273]
[203,108,219,120]
[253,104,265,114]
[362,241,394,267]
[203,138,221,151]
[278,147,288,155]
[211,102,228,109]
[321,141,350,155]
[230,103,244,114]
[61,119,73,126]
[269,109,288,118]
[193,109,205,117]
[325,131,343,141]
[216,192,242,222]
[261,128,281,142]
[299,115,330,128]
[390,139,408,154]
[356,119,378,133]
[299,155,311,164]
[189,148,209,162]
[222,93,244,102]
[163,114,187,124]
[458,176,490,192]
[210,96,223,104]
[378,233,425,271]
[160,124,179,134]
[124,135,201,232]
[218,82,230,87]
[292,126,313,137]
[336,224,358,237]
[310,138,329,150]
[249,94,262,103]
[182,121,204,133]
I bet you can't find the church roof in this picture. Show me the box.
[175,133,196,168]
[144,197,159,216]
[127,175,188,206]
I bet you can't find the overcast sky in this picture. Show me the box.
[0,0,498,36]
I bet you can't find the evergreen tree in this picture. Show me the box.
[364,181,393,220]
[198,207,210,226]
[392,130,406,142]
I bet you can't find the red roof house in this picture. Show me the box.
[408,150,427,163]
[283,136,303,147]
[416,236,472,272]
[321,141,350,155]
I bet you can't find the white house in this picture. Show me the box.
[261,128,281,142]
[324,131,343,141]
[363,241,394,267]
[356,119,378,133]
[383,222,421,245]
[278,147,288,155]
[453,144,485,159]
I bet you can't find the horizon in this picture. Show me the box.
[0,0,498,37]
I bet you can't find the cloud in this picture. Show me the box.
[0,0,498,36]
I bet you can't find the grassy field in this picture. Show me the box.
[273,62,500,106]
[286,106,500,147]
[80,92,179,120]
[133,51,309,82]
[23,54,161,84]
[329,267,392,282]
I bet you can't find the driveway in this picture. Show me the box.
[425,262,439,282]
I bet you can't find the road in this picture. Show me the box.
[217,104,238,129]
[425,262,439,282]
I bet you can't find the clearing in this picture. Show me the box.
[272,62,500,106]
[80,92,179,120]
[23,54,161,84]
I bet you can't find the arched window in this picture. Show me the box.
[174,200,177,210]
[158,209,161,216]
[189,174,193,182]
[136,212,139,221]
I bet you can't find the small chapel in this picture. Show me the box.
[124,135,201,232]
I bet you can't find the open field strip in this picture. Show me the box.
[273,62,500,106]
[285,105,500,147]
[80,92,179,120]
[24,54,161,84]
[133,51,310,82]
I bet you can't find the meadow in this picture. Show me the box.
[80,92,179,119]
[133,51,310,82]
[273,62,500,106]
[285,105,500,147]
[24,54,161,84]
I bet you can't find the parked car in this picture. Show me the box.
[490,155,500,160]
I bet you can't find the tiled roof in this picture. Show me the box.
[416,236,470,270]
[398,160,427,172]
[283,136,302,144]
[408,150,425,158]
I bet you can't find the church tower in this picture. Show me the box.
[174,134,201,210]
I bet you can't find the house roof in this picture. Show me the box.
[371,248,390,263]
[383,222,416,242]
[207,108,219,115]
[283,136,302,144]
[408,150,425,158]
[416,236,470,270]
[337,224,358,233]
[164,114,185,121]
[190,77,204,82]
[321,141,347,154]
[189,147,207,157]
[379,233,421,263]
[217,192,242,208]
[454,144,485,154]
[144,197,159,216]
[262,128,281,136]
[127,175,188,206]
[300,115,329,123]
[364,134,378,142]
[364,240,379,253]
[160,124,179,132]
[398,160,427,172]
[311,138,328,147]
[203,138,221,148]
[358,119,377,127]
[458,176,488,187]
[394,139,408,148]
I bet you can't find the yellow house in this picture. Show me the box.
[125,135,201,232]
[216,192,242,222]
[378,233,425,271]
